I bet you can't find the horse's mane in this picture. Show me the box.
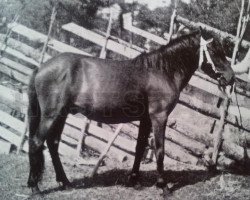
[131,31,200,77]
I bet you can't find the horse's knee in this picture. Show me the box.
[30,119,53,151]
[29,137,45,154]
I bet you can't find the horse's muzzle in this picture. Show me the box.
[218,74,235,97]
[217,69,235,86]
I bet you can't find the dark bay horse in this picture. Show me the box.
[27,30,234,194]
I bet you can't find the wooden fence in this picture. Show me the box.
[0,14,250,170]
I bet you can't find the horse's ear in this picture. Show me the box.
[199,26,202,33]
[199,26,207,37]
[192,26,202,36]
[206,38,214,44]
[199,27,212,40]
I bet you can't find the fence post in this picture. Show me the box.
[17,110,28,153]
[98,10,113,128]
[99,11,113,59]
[212,0,250,165]
[76,118,90,158]
[168,0,178,41]
[39,5,57,66]
[91,124,123,177]
[231,0,246,66]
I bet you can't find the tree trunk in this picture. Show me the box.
[176,15,250,50]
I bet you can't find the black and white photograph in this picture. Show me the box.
[0,0,250,199]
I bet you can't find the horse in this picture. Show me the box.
[27,29,234,194]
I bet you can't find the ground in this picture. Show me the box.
[0,153,249,200]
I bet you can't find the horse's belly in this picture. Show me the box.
[70,103,145,124]
[73,87,147,123]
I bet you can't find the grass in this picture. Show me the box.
[0,153,249,200]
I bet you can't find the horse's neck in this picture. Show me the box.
[165,37,200,91]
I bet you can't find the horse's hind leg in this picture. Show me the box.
[128,115,151,185]
[28,116,56,193]
[46,115,71,189]
[28,136,45,194]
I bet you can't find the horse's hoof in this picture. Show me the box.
[126,173,139,187]
[162,186,172,198]
[133,182,143,190]
[156,178,166,188]
[31,186,41,195]
[208,164,217,173]
[59,181,73,190]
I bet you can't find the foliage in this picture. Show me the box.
[134,0,242,36]
[57,0,108,29]
[0,0,247,39]
[179,0,240,34]
[136,5,172,38]
[130,0,250,54]
[0,0,249,56]
[0,0,107,34]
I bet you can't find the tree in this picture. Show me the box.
[179,0,239,34]
[0,0,107,34]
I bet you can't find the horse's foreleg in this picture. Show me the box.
[151,114,167,188]
[128,116,151,186]
[46,116,71,189]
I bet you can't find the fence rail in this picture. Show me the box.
[0,19,249,169]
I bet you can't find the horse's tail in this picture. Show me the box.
[27,68,44,187]
[28,67,40,137]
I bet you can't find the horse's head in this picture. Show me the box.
[198,30,235,95]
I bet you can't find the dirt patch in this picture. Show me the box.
[0,153,249,200]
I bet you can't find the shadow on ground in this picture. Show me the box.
[41,169,220,195]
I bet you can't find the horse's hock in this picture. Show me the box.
[0,17,250,172]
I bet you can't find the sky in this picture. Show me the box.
[125,0,191,10]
